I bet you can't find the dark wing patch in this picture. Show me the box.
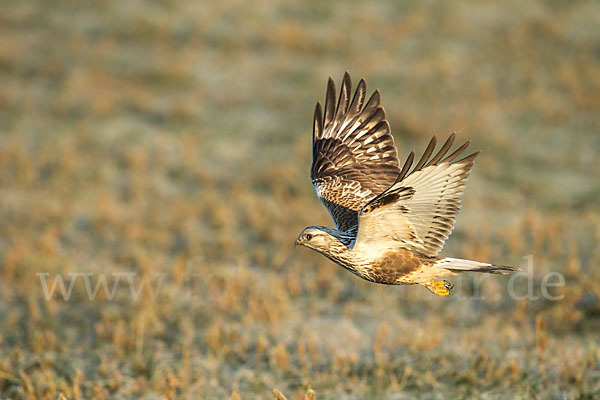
[320,198,360,232]
[362,186,415,215]
[311,72,401,231]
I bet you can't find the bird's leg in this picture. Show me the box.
[423,280,453,296]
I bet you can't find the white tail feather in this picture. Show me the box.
[435,257,519,275]
[436,257,492,270]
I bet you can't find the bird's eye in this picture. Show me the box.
[306,234,313,241]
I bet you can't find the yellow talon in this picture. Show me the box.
[427,280,453,296]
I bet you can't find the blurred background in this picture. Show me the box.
[1,0,599,398]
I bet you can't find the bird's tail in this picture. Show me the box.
[434,257,520,275]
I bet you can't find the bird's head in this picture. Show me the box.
[295,226,352,253]
[295,227,331,252]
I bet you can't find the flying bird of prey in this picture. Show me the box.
[295,72,518,296]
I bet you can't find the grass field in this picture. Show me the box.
[1,0,599,398]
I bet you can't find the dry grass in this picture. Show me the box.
[1,0,599,398]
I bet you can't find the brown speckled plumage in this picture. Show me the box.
[297,73,519,296]
[366,250,431,284]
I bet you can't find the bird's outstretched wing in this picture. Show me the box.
[311,72,401,232]
[353,134,478,257]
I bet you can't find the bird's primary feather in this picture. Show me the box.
[354,135,479,257]
[311,72,401,231]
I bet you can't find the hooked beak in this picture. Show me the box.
[295,238,305,247]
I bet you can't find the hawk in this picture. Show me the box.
[295,72,518,296]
